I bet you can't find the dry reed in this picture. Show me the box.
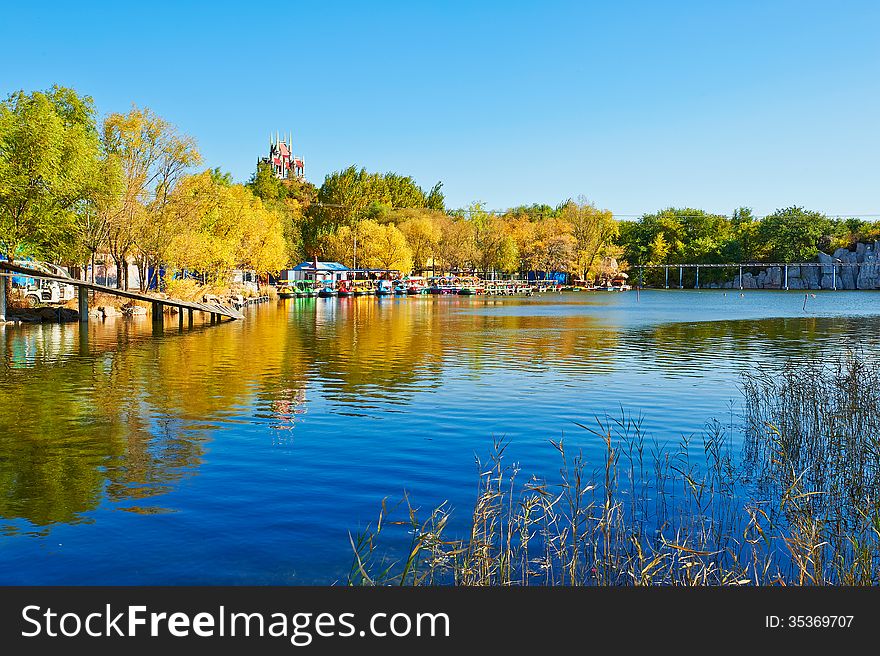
[349,352,880,586]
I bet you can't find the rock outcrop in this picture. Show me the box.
[719,242,880,290]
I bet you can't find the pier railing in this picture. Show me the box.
[1,261,244,324]
[634,261,859,290]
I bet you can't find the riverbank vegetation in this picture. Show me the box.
[4,85,879,291]
[350,352,880,586]
[618,207,880,286]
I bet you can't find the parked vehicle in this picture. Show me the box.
[13,260,76,306]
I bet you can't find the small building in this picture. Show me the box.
[259,132,305,180]
[282,259,350,283]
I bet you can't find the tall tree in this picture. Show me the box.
[437,217,476,273]
[0,86,103,262]
[305,166,444,254]
[398,209,442,273]
[559,198,617,281]
[102,106,200,289]
[758,207,831,262]
[75,154,123,281]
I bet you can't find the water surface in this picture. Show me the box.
[2,290,879,583]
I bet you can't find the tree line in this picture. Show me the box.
[4,85,872,291]
[618,207,880,285]
[0,86,290,291]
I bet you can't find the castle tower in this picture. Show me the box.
[259,132,305,181]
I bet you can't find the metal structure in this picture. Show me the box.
[634,261,854,290]
[1,261,243,324]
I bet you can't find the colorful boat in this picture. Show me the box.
[293,280,315,297]
[392,279,407,295]
[336,279,354,298]
[375,279,393,296]
[456,276,480,295]
[405,276,428,295]
[352,280,373,297]
[428,277,456,294]
[276,283,296,299]
[317,281,337,297]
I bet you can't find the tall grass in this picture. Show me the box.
[349,353,880,585]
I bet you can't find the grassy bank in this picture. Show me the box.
[349,352,880,585]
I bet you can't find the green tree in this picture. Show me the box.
[0,86,103,262]
[75,154,123,281]
[758,207,831,262]
[305,166,444,254]
[248,161,287,202]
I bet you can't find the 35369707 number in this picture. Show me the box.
[765,615,854,629]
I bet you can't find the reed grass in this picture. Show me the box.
[349,352,880,585]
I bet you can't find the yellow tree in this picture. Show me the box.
[102,106,200,289]
[352,220,412,273]
[437,216,476,274]
[397,209,442,273]
[235,192,289,276]
[321,225,357,268]
[559,198,617,282]
[504,214,539,275]
[371,223,413,273]
[532,217,577,275]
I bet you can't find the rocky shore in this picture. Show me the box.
[706,242,880,290]
[2,302,151,324]
[2,307,81,324]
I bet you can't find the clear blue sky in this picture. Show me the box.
[2,1,878,217]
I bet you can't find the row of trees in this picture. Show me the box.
[310,200,619,279]
[618,206,880,268]
[616,206,880,286]
[246,160,622,281]
[6,86,868,291]
[0,86,291,290]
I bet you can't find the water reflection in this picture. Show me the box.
[1,291,879,541]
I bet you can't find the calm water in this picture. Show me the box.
[2,290,880,584]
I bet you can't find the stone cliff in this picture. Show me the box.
[711,242,880,290]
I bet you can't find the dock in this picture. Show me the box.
[0,261,244,324]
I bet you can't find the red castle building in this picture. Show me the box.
[260,131,305,180]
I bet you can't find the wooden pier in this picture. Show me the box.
[0,261,244,324]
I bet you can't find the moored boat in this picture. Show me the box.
[456,276,480,295]
[294,280,315,297]
[276,283,296,299]
[405,276,428,295]
[352,280,373,297]
[375,279,393,296]
[428,277,456,294]
[336,279,354,298]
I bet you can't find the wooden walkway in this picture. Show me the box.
[0,261,244,323]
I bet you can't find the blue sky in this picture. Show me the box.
[1,1,878,216]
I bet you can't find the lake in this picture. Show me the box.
[2,290,880,584]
